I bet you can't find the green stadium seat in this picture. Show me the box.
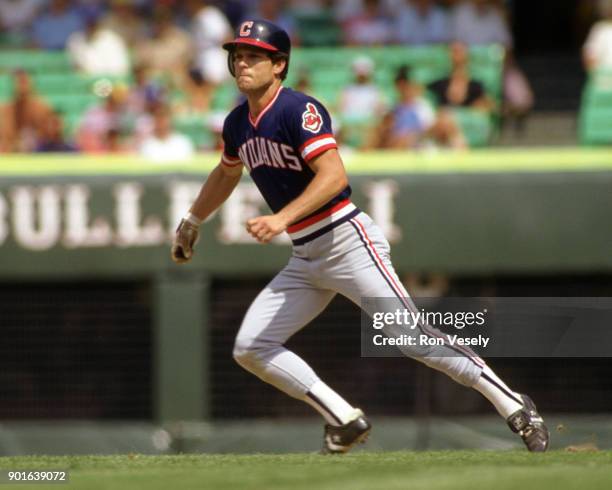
[452,108,493,147]
[0,75,12,101]
[468,65,502,98]
[579,106,612,145]
[584,88,612,106]
[582,70,612,104]
[173,116,215,150]
[63,112,83,137]
[579,69,612,145]
[292,48,340,70]
[44,93,98,115]
[468,45,506,68]
[34,73,91,96]
[0,31,27,48]
[211,83,239,111]
[412,66,449,85]
[338,114,376,148]
[0,50,72,73]
[294,12,342,47]
[311,68,352,87]
[310,84,340,106]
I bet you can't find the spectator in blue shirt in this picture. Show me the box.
[375,65,465,149]
[30,0,84,50]
[395,0,450,45]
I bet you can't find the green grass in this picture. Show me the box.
[1,451,611,490]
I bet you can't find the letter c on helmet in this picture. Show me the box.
[239,21,253,37]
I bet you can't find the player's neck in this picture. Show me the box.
[246,80,282,119]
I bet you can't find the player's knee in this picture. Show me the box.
[232,337,259,369]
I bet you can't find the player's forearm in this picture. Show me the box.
[189,164,241,221]
[277,167,348,226]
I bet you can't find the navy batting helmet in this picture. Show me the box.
[223,20,291,79]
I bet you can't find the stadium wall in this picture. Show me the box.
[1,150,611,427]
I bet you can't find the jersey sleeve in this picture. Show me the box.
[288,98,338,163]
[221,115,242,167]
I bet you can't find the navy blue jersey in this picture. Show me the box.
[221,86,359,244]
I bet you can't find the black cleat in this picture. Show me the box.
[507,394,549,452]
[321,410,372,454]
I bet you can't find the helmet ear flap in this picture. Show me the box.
[227,51,236,77]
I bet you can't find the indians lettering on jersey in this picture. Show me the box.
[237,137,302,172]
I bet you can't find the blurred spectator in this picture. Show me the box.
[339,56,387,120]
[374,66,464,149]
[176,70,218,115]
[0,70,52,152]
[77,85,130,153]
[338,56,387,148]
[105,128,128,153]
[451,0,512,48]
[30,0,85,50]
[35,111,77,153]
[452,0,533,131]
[583,0,612,71]
[139,105,195,162]
[100,0,148,48]
[185,0,232,112]
[126,64,166,116]
[373,66,436,148]
[76,0,109,19]
[209,0,251,28]
[187,0,231,84]
[503,52,534,132]
[67,12,130,76]
[335,0,404,22]
[395,0,451,45]
[246,0,300,44]
[134,7,193,90]
[426,42,492,147]
[342,0,393,46]
[427,42,493,110]
[0,0,42,45]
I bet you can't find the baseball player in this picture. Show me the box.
[171,20,549,454]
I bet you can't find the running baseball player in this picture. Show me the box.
[171,19,549,454]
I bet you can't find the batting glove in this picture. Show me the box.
[171,213,202,264]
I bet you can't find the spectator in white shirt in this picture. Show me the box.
[139,105,195,162]
[67,12,130,76]
[583,0,612,71]
[187,0,232,85]
[184,0,232,112]
[339,56,387,121]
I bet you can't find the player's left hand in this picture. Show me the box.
[246,214,287,244]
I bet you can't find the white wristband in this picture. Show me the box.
[184,212,203,227]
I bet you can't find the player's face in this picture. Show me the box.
[232,46,282,92]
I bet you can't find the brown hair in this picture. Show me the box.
[269,52,289,80]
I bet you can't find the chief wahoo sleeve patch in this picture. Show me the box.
[301,102,323,133]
